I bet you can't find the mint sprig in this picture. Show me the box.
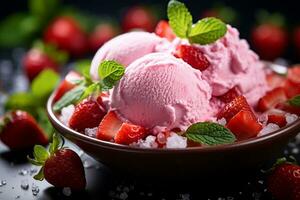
[53,60,125,112]
[288,95,300,107]
[167,0,192,38]
[167,0,227,45]
[186,122,236,146]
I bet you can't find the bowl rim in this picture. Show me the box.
[47,92,300,153]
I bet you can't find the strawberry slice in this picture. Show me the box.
[217,95,253,122]
[226,110,262,140]
[174,44,210,71]
[219,86,240,103]
[287,65,300,84]
[266,73,286,90]
[155,20,176,41]
[69,99,106,132]
[257,87,287,112]
[53,71,82,102]
[283,79,300,98]
[114,123,147,145]
[97,111,123,141]
[0,111,48,149]
[267,113,287,127]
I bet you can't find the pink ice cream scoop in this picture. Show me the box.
[90,31,163,80]
[110,53,212,133]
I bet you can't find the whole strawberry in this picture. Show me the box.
[28,134,86,190]
[0,111,48,149]
[267,158,300,200]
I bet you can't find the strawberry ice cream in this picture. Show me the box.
[110,53,212,133]
[90,31,163,80]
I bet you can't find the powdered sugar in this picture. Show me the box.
[166,133,187,148]
[59,104,75,126]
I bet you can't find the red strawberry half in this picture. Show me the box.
[257,87,287,112]
[155,20,176,41]
[114,123,147,145]
[29,134,86,190]
[218,86,240,103]
[0,111,48,149]
[175,44,210,71]
[267,110,287,127]
[69,99,106,132]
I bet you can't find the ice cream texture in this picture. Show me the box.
[90,25,268,133]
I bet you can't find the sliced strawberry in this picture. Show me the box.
[53,71,82,102]
[283,79,300,98]
[257,87,287,112]
[155,20,176,41]
[114,123,147,145]
[217,95,253,122]
[97,111,123,141]
[266,73,286,90]
[267,113,287,127]
[69,99,106,132]
[226,110,262,140]
[287,65,300,84]
[174,44,210,71]
[219,87,240,103]
[276,102,300,115]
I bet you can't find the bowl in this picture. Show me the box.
[47,94,300,179]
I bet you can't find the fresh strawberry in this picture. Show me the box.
[97,111,123,141]
[219,86,240,103]
[257,87,287,112]
[283,79,300,99]
[122,6,156,32]
[89,23,118,52]
[44,16,88,57]
[0,111,48,149]
[155,20,176,41]
[53,71,82,102]
[266,72,286,90]
[267,112,287,127]
[251,24,287,60]
[276,102,300,115]
[69,99,106,132]
[29,134,86,190]
[114,123,147,145]
[23,48,59,82]
[226,110,262,140]
[267,158,300,200]
[175,44,210,71]
[217,95,253,122]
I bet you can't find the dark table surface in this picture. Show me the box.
[0,49,300,200]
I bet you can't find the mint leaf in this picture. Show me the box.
[188,17,227,45]
[53,85,86,112]
[31,69,59,101]
[80,83,100,101]
[167,0,192,38]
[5,92,38,113]
[33,145,49,162]
[288,95,300,107]
[98,60,125,90]
[186,122,236,146]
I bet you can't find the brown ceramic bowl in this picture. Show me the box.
[47,93,300,178]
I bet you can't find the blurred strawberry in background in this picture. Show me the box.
[293,27,300,59]
[201,3,238,25]
[251,11,288,61]
[122,6,157,32]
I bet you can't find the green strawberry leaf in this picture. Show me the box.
[33,145,49,163]
[167,0,192,38]
[36,108,54,139]
[188,17,227,45]
[98,60,125,90]
[49,133,61,155]
[33,166,45,181]
[31,69,60,102]
[53,85,86,112]
[288,95,300,107]
[4,92,38,114]
[27,156,44,166]
[186,122,236,146]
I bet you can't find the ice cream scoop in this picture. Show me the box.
[110,53,212,133]
[90,31,163,80]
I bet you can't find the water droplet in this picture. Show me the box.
[21,180,29,190]
[0,180,7,187]
[15,195,20,199]
[62,187,72,196]
[18,169,29,176]
[32,184,39,196]
[30,168,38,176]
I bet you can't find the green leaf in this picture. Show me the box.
[188,17,227,45]
[29,0,59,21]
[288,95,300,107]
[98,60,125,90]
[53,85,86,112]
[36,108,54,139]
[0,13,41,48]
[33,167,45,181]
[80,83,100,101]
[4,92,38,114]
[27,156,44,166]
[74,59,92,76]
[167,0,192,38]
[186,122,236,146]
[49,133,61,155]
[33,145,49,162]
[31,69,60,101]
